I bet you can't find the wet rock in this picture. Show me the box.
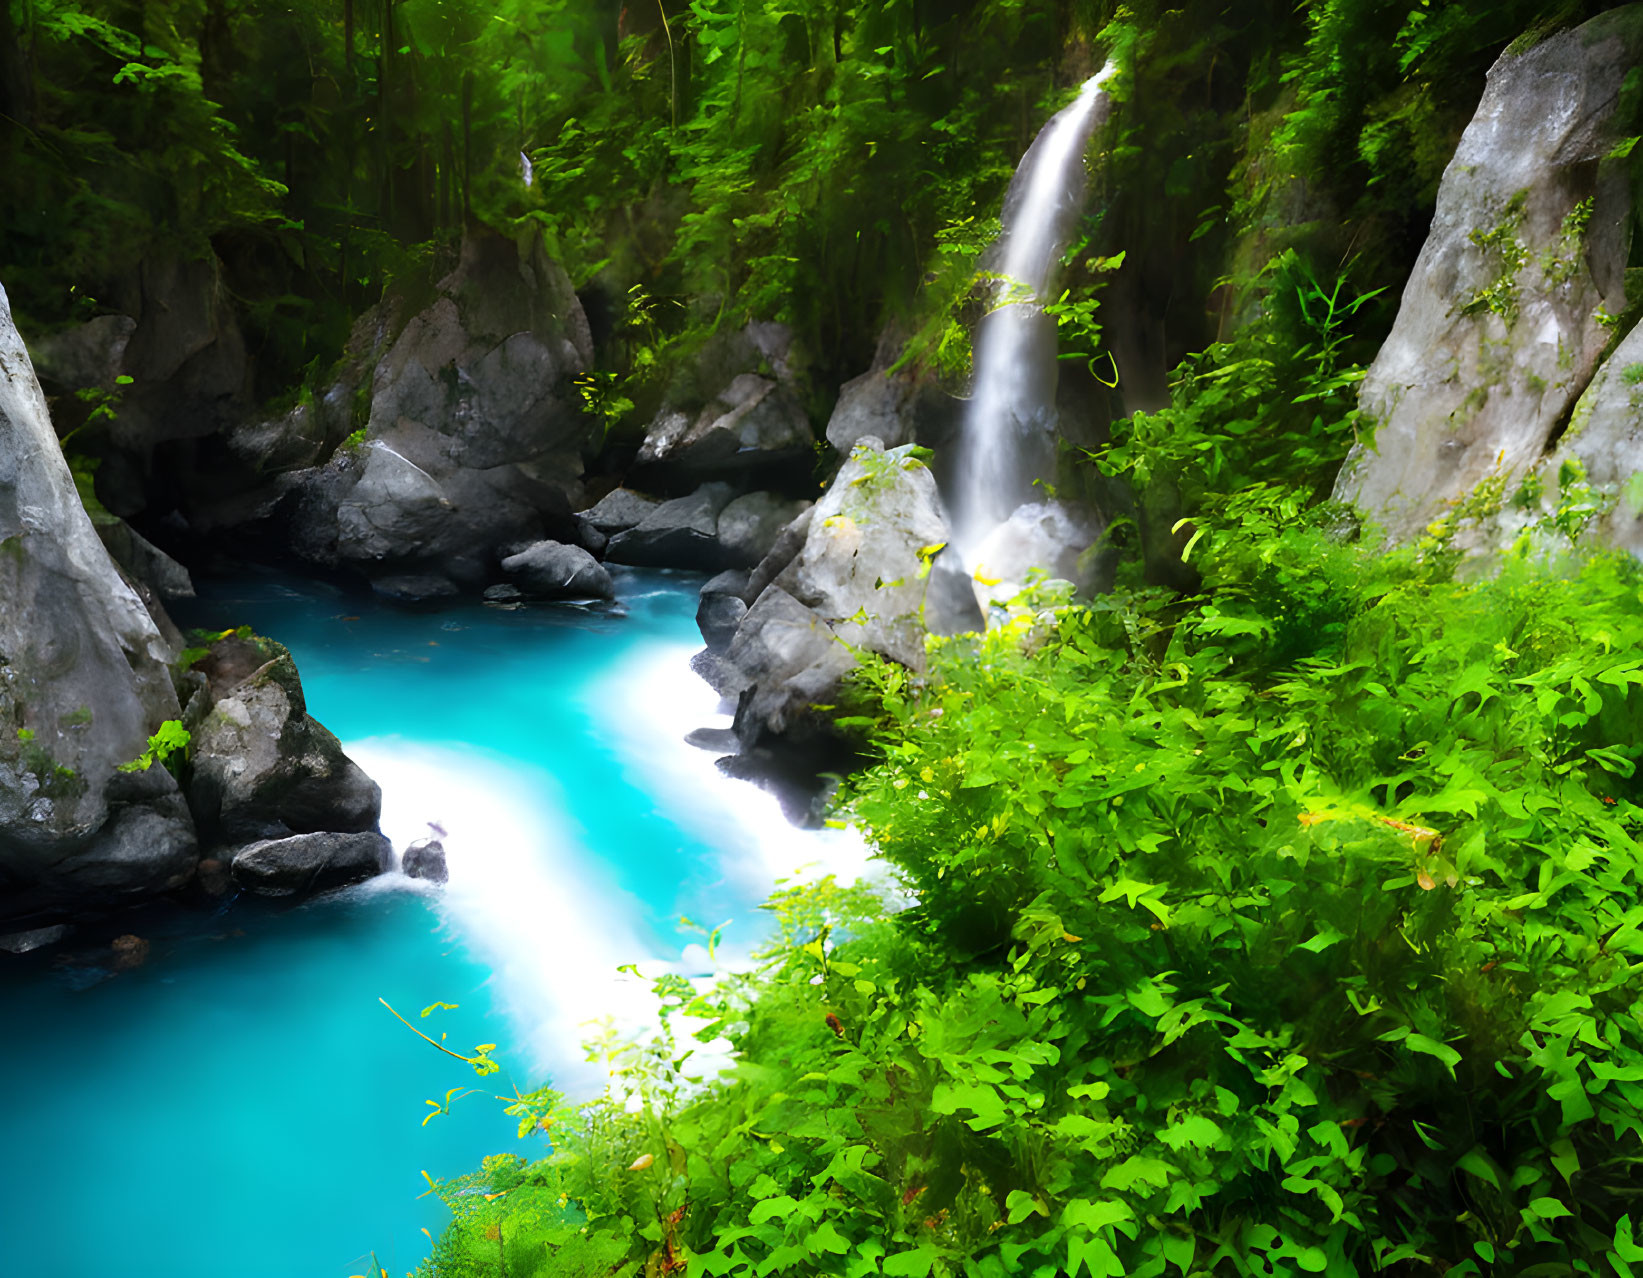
[189,633,382,849]
[697,591,749,652]
[781,438,956,671]
[110,934,150,970]
[605,481,736,570]
[370,573,461,603]
[501,540,615,600]
[483,583,525,603]
[1334,8,1643,545]
[0,282,198,925]
[230,830,392,897]
[196,858,231,897]
[401,837,449,885]
[717,492,812,568]
[744,507,815,602]
[0,924,71,954]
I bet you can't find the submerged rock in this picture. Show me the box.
[500,540,614,600]
[401,837,449,885]
[231,831,391,897]
[1334,8,1643,545]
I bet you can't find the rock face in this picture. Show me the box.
[501,540,615,600]
[717,492,812,568]
[606,482,736,569]
[287,231,597,592]
[0,283,198,924]
[706,439,977,749]
[578,487,660,535]
[637,373,813,476]
[231,831,391,897]
[1334,8,1643,544]
[188,632,381,851]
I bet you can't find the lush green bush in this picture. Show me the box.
[418,523,1643,1276]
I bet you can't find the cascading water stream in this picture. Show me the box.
[951,62,1117,561]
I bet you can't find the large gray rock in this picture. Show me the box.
[95,518,194,600]
[0,283,198,924]
[637,374,813,475]
[706,439,971,749]
[716,492,812,567]
[724,587,857,744]
[1529,321,1643,557]
[605,482,736,569]
[967,501,1103,608]
[26,315,135,392]
[287,231,597,592]
[780,439,959,671]
[826,358,961,456]
[401,836,448,884]
[577,487,661,535]
[1334,8,1643,544]
[188,633,381,849]
[501,540,615,600]
[231,831,391,897]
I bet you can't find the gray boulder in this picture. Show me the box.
[287,230,597,592]
[231,831,391,897]
[780,439,958,671]
[1334,8,1643,545]
[95,518,194,600]
[705,439,971,749]
[0,282,198,925]
[577,487,661,535]
[501,540,615,600]
[966,501,1103,608]
[606,482,736,569]
[26,314,135,392]
[717,492,812,568]
[637,374,813,476]
[401,837,449,884]
[725,587,857,744]
[697,568,753,652]
[188,633,381,848]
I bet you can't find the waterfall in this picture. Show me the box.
[951,63,1116,558]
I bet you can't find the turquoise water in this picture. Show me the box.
[0,569,860,1277]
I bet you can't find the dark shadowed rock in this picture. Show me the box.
[744,506,815,602]
[637,374,814,476]
[501,540,615,600]
[401,837,449,884]
[697,592,749,651]
[196,857,231,897]
[230,831,391,897]
[717,492,812,567]
[95,518,195,599]
[605,482,736,569]
[370,573,461,604]
[578,487,661,535]
[26,315,135,392]
[1334,8,1643,545]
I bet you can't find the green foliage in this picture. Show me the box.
[116,718,191,775]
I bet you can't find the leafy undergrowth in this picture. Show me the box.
[418,528,1643,1277]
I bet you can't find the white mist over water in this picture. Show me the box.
[952,61,1117,559]
[343,639,879,1097]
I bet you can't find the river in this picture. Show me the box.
[0,568,867,1277]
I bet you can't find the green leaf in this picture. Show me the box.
[1404,1033,1462,1072]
